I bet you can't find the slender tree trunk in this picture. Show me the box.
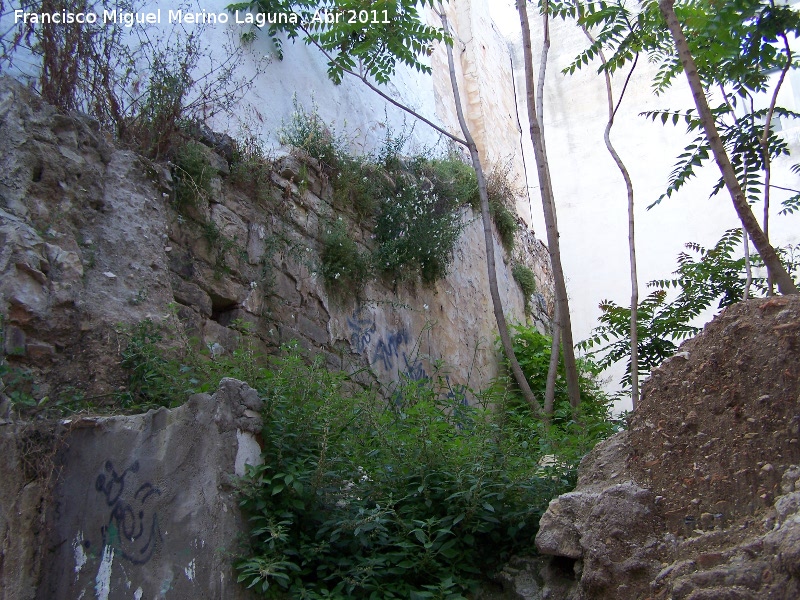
[658,0,798,295]
[537,1,561,410]
[438,5,545,418]
[743,233,753,300]
[545,299,560,415]
[576,14,640,408]
[518,0,582,408]
[760,33,791,297]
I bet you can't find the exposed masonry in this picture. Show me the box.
[0,75,554,405]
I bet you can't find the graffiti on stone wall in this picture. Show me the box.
[374,329,411,371]
[95,460,162,565]
[348,307,426,380]
[347,309,376,354]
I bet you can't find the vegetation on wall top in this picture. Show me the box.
[279,102,522,293]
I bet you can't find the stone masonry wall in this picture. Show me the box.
[0,75,554,405]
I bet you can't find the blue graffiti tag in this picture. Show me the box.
[347,308,376,353]
[95,460,162,565]
[374,329,411,370]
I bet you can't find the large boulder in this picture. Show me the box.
[533,296,800,599]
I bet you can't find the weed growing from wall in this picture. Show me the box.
[173,141,217,209]
[230,135,275,206]
[374,181,466,284]
[320,219,373,297]
[2,1,267,157]
[512,263,537,315]
[332,155,389,219]
[279,99,343,172]
[279,105,524,293]
[485,162,522,252]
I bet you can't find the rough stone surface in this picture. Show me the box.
[0,75,554,408]
[6,379,263,600]
[530,297,800,600]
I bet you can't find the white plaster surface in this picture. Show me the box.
[490,0,800,409]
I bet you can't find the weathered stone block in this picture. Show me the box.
[202,319,241,354]
[210,202,247,245]
[171,274,213,317]
[3,324,26,355]
[296,314,328,345]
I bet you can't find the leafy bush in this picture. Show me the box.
[374,181,466,284]
[173,141,217,209]
[415,155,480,209]
[578,228,800,390]
[278,109,519,287]
[512,263,537,314]
[410,153,522,253]
[489,202,518,252]
[230,135,275,205]
[115,317,264,413]
[320,220,372,296]
[503,324,619,470]
[332,155,390,219]
[236,348,576,598]
[486,163,521,252]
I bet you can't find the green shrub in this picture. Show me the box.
[173,141,217,209]
[418,155,480,209]
[236,348,576,598]
[116,317,265,413]
[512,263,537,314]
[279,99,343,172]
[374,180,466,284]
[419,156,519,251]
[489,201,517,252]
[230,135,275,205]
[320,220,372,296]
[486,163,520,252]
[332,155,390,219]
[502,324,619,470]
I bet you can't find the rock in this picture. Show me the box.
[202,318,241,354]
[782,465,800,494]
[171,274,213,317]
[192,122,236,164]
[3,324,26,356]
[532,297,800,599]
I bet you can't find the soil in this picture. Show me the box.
[627,295,800,535]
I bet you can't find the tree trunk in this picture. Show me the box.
[517,0,582,408]
[545,299,560,415]
[438,5,545,418]
[537,1,562,411]
[658,0,798,295]
[577,15,640,408]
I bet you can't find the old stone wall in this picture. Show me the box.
[0,74,553,597]
[0,75,553,405]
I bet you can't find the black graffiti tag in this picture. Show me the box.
[95,460,162,565]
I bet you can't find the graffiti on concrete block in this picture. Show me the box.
[95,460,162,565]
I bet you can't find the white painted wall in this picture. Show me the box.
[489,1,800,409]
[1,0,444,154]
